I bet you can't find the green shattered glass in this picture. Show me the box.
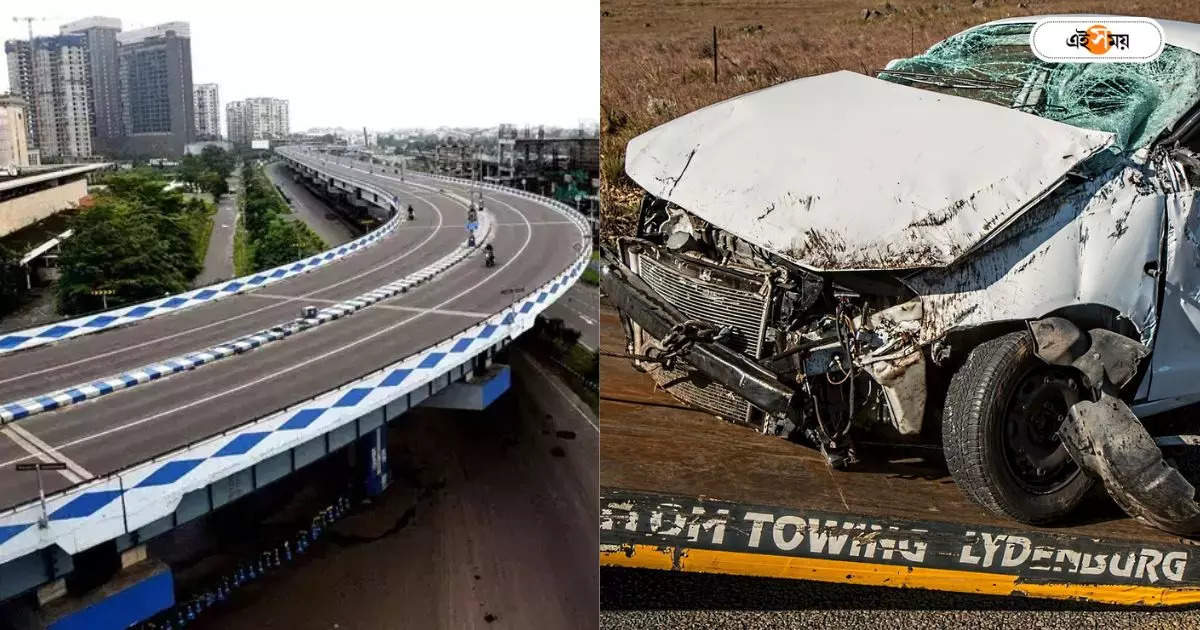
[878,23,1200,153]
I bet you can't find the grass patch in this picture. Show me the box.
[192,200,217,269]
[233,213,254,277]
[523,318,600,412]
[581,266,600,286]
[564,343,599,383]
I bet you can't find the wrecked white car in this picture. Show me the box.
[601,18,1200,534]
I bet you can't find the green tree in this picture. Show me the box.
[55,171,211,315]
[237,162,327,273]
[57,200,190,314]
[253,218,324,270]
[178,146,234,197]
[199,145,235,178]
[0,244,25,316]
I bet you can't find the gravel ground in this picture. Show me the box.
[600,568,1200,629]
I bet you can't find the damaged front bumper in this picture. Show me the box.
[602,237,933,439]
[599,251,795,418]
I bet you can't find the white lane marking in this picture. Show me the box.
[2,426,86,483]
[522,351,598,432]
[495,220,576,226]
[242,293,489,318]
[0,189,451,390]
[4,196,537,462]
[562,302,597,327]
[7,423,92,480]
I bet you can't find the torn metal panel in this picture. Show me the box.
[1028,317,1150,394]
[866,349,926,435]
[903,165,1165,347]
[1060,391,1200,535]
[624,70,1115,272]
[1147,191,1200,404]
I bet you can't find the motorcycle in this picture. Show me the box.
[484,245,496,268]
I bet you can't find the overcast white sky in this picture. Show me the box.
[2,0,598,131]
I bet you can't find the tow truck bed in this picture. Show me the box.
[598,302,1200,606]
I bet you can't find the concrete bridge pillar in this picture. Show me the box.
[421,364,511,411]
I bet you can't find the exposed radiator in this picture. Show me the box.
[636,253,769,357]
[633,250,772,425]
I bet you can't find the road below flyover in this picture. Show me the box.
[194,170,242,287]
[544,270,598,351]
[264,160,357,247]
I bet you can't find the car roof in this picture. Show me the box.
[982,15,1200,54]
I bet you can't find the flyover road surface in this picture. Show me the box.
[0,149,587,510]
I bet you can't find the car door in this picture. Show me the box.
[1144,144,1200,406]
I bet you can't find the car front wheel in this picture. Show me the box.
[942,330,1094,524]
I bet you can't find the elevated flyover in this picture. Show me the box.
[0,146,591,607]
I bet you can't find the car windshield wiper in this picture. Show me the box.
[875,69,1023,91]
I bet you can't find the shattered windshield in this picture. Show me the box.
[878,23,1200,153]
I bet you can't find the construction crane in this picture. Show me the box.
[10,17,48,103]
[12,17,37,43]
[11,16,60,43]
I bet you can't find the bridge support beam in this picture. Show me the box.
[420,363,511,411]
[37,554,173,630]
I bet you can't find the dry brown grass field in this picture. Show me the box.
[600,0,1200,241]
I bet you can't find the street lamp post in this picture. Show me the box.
[16,462,67,528]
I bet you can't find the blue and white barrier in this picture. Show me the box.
[0,153,403,355]
[0,207,492,424]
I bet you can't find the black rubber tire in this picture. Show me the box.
[942,330,1094,524]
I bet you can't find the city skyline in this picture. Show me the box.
[1,1,598,132]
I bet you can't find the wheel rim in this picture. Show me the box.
[1000,367,1080,495]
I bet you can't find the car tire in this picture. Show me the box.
[943,330,1094,524]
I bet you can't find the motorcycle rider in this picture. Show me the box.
[406,204,414,221]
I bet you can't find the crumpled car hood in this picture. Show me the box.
[624,70,1117,271]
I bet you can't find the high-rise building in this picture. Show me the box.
[6,35,95,160]
[193,82,220,139]
[225,100,246,144]
[251,97,289,140]
[0,94,30,172]
[114,22,194,157]
[60,17,122,153]
[225,97,288,145]
[3,41,37,149]
[22,34,94,159]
